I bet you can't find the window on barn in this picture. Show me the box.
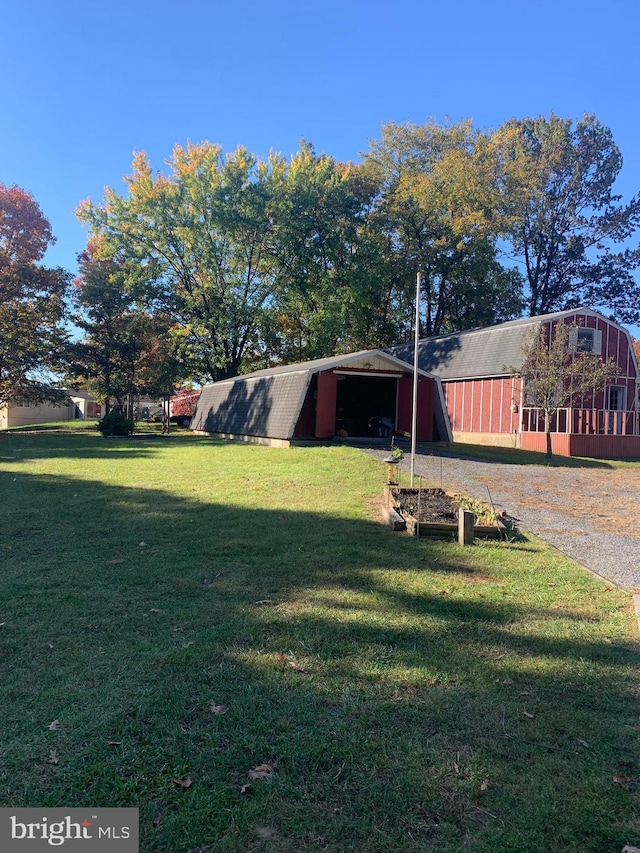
[569,326,602,354]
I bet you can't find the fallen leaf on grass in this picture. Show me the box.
[152,814,162,826]
[622,846,640,853]
[139,542,147,547]
[240,784,251,795]
[277,653,305,671]
[613,775,631,788]
[253,599,272,606]
[47,720,60,731]
[578,739,590,748]
[47,750,59,765]
[523,712,535,719]
[171,776,192,788]
[150,608,161,614]
[478,777,489,793]
[248,763,273,780]
[254,827,277,840]
[107,741,122,746]
[210,703,228,715]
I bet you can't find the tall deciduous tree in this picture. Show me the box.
[492,113,640,321]
[520,321,619,458]
[0,183,69,406]
[67,243,180,414]
[77,143,276,382]
[262,143,401,364]
[362,120,524,337]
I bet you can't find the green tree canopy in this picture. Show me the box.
[66,243,180,413]
[78,143,277,383]
[492,113,640,321]
[0,183,70,406]
[361,120,524,337]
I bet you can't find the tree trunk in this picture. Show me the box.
[162,394,170,435]
[545,411,553,459]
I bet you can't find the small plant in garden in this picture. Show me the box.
[454,494,495,525]
[391,446,404,461]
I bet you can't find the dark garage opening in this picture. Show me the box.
[335,374,398,437]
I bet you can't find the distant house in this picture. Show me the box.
[392,308,640,458]
[68,391,103,420]
[191,349,452,446]
[0,391,102,430]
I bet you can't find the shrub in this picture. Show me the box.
[97,411,134,436]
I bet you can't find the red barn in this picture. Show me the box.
[392,309,640,459]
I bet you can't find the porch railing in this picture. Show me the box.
[521,407,639,436]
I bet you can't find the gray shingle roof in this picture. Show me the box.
[208,349,421,382]
[191,371,310,439]
[391,309,604,380]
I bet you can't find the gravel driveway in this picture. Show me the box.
[365,447,640,594]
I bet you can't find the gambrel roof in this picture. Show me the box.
[191,349,445,441]
[390,309,624,380]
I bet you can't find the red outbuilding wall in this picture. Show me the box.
[315,371,338,438]
[397,377,434,441]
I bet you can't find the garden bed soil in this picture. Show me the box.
[393,488,460,523]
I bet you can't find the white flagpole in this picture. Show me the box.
[410,271,421,487]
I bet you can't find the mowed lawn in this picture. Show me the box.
[0,428,638,853]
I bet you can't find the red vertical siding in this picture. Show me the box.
[558,314,638,410]
[315,371,337,438]
[418,378,434,441]
[443,376,521,435]
[397,377,434,439]
[522,431,640,458]
[521,433,572,455]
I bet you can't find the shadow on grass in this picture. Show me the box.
[0,462,638,853]
[0,431,209,463]
[412,441,621,469]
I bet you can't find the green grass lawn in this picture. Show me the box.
[0,429,638,852]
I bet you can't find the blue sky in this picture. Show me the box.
[2,0,639,329]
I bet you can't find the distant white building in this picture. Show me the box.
[0,391,103,430]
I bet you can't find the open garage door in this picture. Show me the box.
[335,374,398,438]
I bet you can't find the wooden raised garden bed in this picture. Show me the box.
[385,486,510,540]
